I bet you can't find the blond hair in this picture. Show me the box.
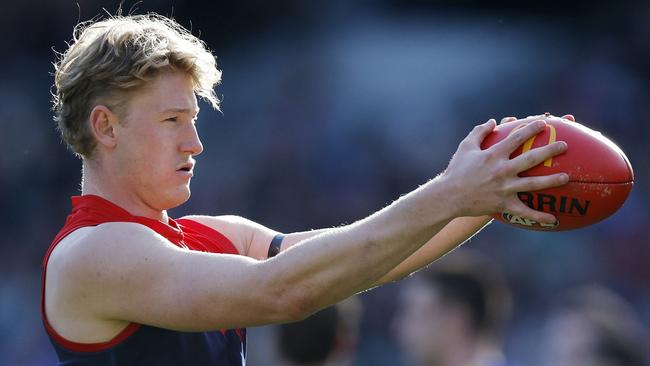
[53,13,221,158]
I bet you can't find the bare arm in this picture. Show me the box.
[48,117,568,336]
[371,115,574,283]
[51,177,458,334]
[373,215,492,284]
[227,215,491,288]
[233,115,569,286]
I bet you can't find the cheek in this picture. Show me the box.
[120,134,171,182]
[139,151,175,187]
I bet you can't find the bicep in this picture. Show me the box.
[182,215,332,259]
[71,223,286,332]
[182,215,279,259]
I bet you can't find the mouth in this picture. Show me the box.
[177,162,195,174]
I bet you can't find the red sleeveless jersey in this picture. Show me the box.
[41,195,246,365]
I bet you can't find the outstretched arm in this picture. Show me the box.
[49,117,567,337]
[48,112,570,345]
[202,116,565,287]
[52,172,460,334]
[198,214,492,287]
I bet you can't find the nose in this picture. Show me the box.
[181,123,204,156]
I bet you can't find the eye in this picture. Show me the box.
[165,116,179,122]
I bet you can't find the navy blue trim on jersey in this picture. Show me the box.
[50,325,246,366]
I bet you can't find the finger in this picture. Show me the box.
[520,114,548,123]
[504,199,558,224]
[507,173,569,193]
[561,114,575,122]
[491,120,546,154]
[464,119,496,147]
[500,116,518,124]
[500,115,546,126]
[509,141,568,172]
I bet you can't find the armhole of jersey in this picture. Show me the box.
[176,218,240,255]
[41,225,141,353]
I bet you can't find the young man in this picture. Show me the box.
[43,13,570,365]
[395,249,513,366]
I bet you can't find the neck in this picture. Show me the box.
[81,159,169,223]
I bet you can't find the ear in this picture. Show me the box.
[89,105,119,149]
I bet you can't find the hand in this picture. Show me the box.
[440,117,569,224]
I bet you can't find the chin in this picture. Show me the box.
[159,187,192,210]
[174,188,192,206]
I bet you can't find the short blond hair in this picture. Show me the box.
[53,13,221,158]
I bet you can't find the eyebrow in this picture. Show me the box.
[161,107,200,115]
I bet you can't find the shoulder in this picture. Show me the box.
[51,222,168,257]
[45,222,182,335]
[47,222,179,287]
[180,215,278,258]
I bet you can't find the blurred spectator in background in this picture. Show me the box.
[276,298,361,366]
[542,285,648,366]
[394,249,512,366]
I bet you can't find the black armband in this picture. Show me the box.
[268,234,285,258]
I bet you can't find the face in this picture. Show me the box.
[542,311,601,366]
[111,71,203,212]
[394,278,457,365]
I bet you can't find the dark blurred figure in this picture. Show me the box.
[277,299,361,366]
[394,249,512,366]
[542,285,648,366]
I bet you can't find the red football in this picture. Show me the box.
[480,118,634,231]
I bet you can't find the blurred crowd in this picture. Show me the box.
[1,1,649,365]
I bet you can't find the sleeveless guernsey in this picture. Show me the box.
[41,195,246,365]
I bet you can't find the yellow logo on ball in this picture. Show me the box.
[509,124,557,167]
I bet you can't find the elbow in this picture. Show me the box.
[288,290,320,322]
[269,284,320,323]
[257,262,324,323]
[285,290,319,323]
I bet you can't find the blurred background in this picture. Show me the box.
[1,0,649,365]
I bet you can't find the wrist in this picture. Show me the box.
[432,171,468,219]
[397,173,463,229]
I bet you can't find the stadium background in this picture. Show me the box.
[1,0,649,364]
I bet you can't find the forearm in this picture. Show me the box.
[282,216,492,287]
[250,117,569,321]
[373,215,492,285]
[262,176,458,318]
